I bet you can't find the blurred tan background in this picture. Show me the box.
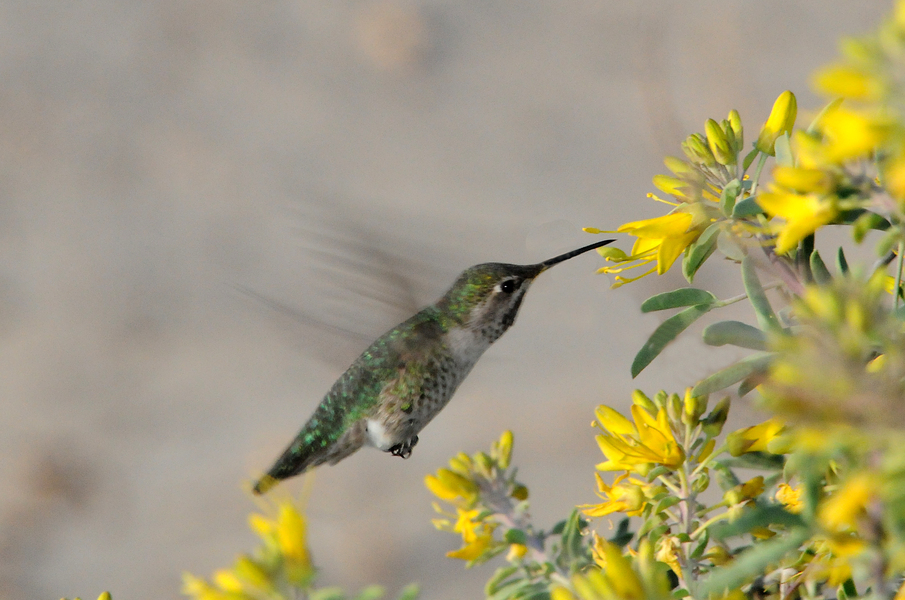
[0,1,891,599]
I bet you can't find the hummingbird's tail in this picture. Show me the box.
[252,419,367,494]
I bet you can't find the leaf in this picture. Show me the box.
[558,509,589,569]
[396,584,420,600]
[732,196,765,218]
[742,148,760,171]
[608,518,633,547]
[632,304,713,377]
[487,579,534,600]
[809,250,832,284]
[774,132,793,166]
[701,528,810,596]
[719,179,742,217]
[504,529,527,545]
[311,588,348,600]
[654,496,682,514]
[712,461,741,490]
[683,223,721,282]
[837,247,849,274]
[711,504,807,540]
[717,228,746,261]
[702,321,768,350]
[738,373,762,397]
[853,211,890,243]
[692,353,773,396]
[354,586,387,600]
[641,288,717,312]
[742,256,781,333]
[485,567,519,596]
[720,452,785,471]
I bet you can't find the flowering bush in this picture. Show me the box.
[75,3,905,600]
[425,2,905,599]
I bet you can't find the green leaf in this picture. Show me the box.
[485,567,519,596]
[354,586,387,600]
[774,132,793,166]
[742,148,760,171]
[638,513,667,538]
[311,588,349,600]
[641,288,717,312]
[654,495,682,514]
[683,223,721,283]
[702,321,768,350]
[742,255,781,333]
[720,452,785,471]
[853,211,889,243]
[608,518,633,547]
[487,579,534,600]
[504,529,527,545]
[836,247,849,274]
[559,509,589,570]
[692,353,773,396]
[701,528,810,595]
[632,304,713,377]
[877,228,900,258]
[396,584,420,600]
[809,250,831,284]
[711,505,807,540]
[719,179,742,217]
[732,196,765,218]
[737,374,761,397]
[712,461,741,490]
[717,228,746,261]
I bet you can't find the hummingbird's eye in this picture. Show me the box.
[499,279,516,294]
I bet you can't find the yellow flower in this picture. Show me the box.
[445,507,497,560]
[593,404,685,473]
[776,483,804,513]
[592,212,700,286]
[819,107,891,162]
[424,468,478,502]
[655,535,682,576]
[756,91,797,154]
[246,500,312,586]
[813,64,881,101]
[551,587,579,600]
[819,473,876,531]
[757,187,837,254]
[772,166,834,194]
[581,473,648,518]
[507,543,528,561]
[726,418,786,456]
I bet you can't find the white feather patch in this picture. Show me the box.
[366,418,394,450]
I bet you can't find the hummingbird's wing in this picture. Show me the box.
[253,308,447,494]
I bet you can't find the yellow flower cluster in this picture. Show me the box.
[182,499,313,600]
[550,539,670,600]
[763,274,905,426]
[425,431,530,564]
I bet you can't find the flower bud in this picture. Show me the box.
[705,118,735,165]
[631,389,657,412]
[685,133,717,166]
[756,91,797,155]
[682,388,707,425]
[728,109,744,152]
[664,155,694,177]
[702,396,730,437]
[495,430,514,469]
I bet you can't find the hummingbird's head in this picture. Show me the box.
[437,240,614,343]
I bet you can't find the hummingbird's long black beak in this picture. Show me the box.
[537,239,615,273]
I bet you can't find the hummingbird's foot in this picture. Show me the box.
[389,435,419,459]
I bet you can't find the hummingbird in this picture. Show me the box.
[253,239,614,494]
